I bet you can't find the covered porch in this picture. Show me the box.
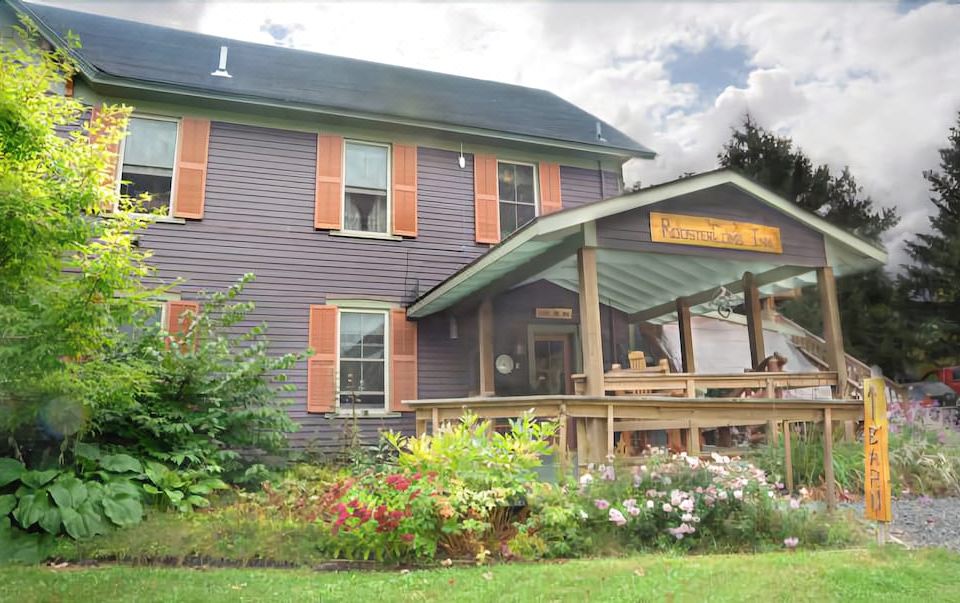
[405,170,887,508]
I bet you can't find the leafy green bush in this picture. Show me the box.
[517,449,862,557]
[756,428,864,496]
[0,451,144,563]
[89,274,302,486]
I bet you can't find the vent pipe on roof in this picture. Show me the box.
[596,121,607,143]
[211,45,232,78]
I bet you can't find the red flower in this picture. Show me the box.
[400,533,414,542]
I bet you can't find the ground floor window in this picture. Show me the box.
[338,309,387,411]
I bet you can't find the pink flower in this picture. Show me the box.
[679,499,694,513]
[628,506,641,516]
[600,465,616,481]
[594,499,610,510]
[662,503,673,513]
[733,489,743,500]
[784,537,799,549]
[609,508,627,526]
[789,498,801,510]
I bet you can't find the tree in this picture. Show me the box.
[902,111,960,365]
[0,20,161,443]
[718,115,910,377]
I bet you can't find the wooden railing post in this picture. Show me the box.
[823,407,836,512]
[783,420,794,493]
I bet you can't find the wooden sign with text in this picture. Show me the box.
[863,377,892,523]
[535,308,573,320]
[650,212,783,254]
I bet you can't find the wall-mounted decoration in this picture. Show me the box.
[650,211,783,254]
[495,354,515,375]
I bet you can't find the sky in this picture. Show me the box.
[42,0,960,269]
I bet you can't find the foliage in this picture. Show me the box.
[756,427,864,497]
[0,18,163,441]
[89,274,301,485]
[718,115,912,377]
[888,403,960,496]
[385,412,557,497]
[519,448,861,558]
[0,449,144,563]
[903,111,960,366]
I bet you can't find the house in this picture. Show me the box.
[3,2,885,480]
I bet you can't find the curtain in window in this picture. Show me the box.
[124,117,178,168]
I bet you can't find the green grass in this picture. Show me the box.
[4,548,960,602]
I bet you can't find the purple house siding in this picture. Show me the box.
[560,165,622,208]
[137,121,617,450]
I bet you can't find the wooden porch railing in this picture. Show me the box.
[571,370,839,397]
[405,394,862,511]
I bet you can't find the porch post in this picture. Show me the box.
[742,271,765,369]
[675,297,695,373]
[478,297,495,396]
[817,267,848,399]
[577,247,604,396]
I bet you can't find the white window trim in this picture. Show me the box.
[496,159,540,237]
[113,113,183,222]
[338,139,392,238]
[335,307,391,415]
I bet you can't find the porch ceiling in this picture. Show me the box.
[523,249,821,323]
[407,169,887,320]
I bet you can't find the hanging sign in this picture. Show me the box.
[535,307,573,320]
[863,377,892,523]
[650,212,783,254]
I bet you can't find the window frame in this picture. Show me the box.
[114,113,182,221]
[496,159,540,238]
[340,139,392,238]
[335,307,390,413]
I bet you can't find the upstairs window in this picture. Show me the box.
[338,310,387,410]
[343,141,389,234]
[118,115,179,215]
[498,161,537,239]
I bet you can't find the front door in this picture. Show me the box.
[532,335,572,395]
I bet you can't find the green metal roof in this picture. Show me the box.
[407,169,888,319]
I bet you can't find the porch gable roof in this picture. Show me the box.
[407,169,887,319]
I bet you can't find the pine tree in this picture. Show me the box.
[903,112,960,364]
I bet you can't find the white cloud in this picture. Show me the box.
[47,0,960,268]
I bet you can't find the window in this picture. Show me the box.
[338,310,387,410]
[343,141,389,233]
[498,161,537,238]
[118,115,179,214]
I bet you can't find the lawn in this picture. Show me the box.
[4,548,959,603]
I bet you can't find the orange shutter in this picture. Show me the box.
[392,144,418,237]
[172,118,211,219]
[474,154,500,244]
[88,105,123,213]
[390,309,417,412]
[166,300,200,349]
[539,161,562,215]
[307,305,338,413]
[315,135,343,230]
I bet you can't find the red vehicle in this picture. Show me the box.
[922,367,960,396]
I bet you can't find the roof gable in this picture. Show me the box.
[13,1,653,158]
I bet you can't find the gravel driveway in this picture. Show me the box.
[846,497,960,551]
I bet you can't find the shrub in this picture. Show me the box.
[520,448,860,555]
[0,450,145,563]
[89,275,302,486]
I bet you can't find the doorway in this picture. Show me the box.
[532,334,572,395]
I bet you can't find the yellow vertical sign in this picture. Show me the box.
[863,378,892,522]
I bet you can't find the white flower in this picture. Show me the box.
[646,500,654,509]
[789,498,801,510]
[579,473,594,487]
[679,499,694,513]
[579,510,589,520]
[681,513,693,522]
[733,490,743,500]
[662,503,673,513]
